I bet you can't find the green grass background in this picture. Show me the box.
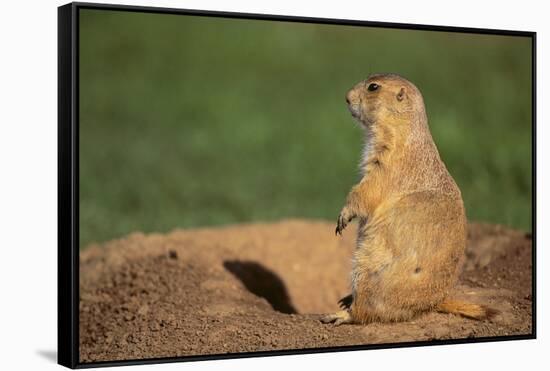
[79,9,532,248]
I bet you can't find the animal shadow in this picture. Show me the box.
[223,260,297,314]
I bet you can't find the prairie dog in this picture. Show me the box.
[322,74,495,325]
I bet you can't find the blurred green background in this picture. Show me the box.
[79,9,532,248]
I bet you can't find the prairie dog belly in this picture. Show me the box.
[351,191,466,320]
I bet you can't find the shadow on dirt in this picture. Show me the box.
[223,260,297,314]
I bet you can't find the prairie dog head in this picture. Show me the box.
[346,73,425,129]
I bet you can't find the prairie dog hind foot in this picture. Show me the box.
[320,310,352,326]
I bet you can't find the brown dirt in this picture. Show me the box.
[79,220,533,363]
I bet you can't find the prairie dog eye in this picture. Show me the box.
[367,83,380,92]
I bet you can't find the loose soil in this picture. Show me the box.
[79,220,533,363]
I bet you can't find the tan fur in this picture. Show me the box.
[437,299,499,320]
[322,74,494,325]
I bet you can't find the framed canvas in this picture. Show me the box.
[58,2,536,368]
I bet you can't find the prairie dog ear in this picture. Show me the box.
[396,87,406,102]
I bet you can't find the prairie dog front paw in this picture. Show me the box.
[335,207,354,235]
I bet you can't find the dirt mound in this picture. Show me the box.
[79,220,533,363]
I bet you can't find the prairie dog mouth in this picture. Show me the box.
[348,104,361,119]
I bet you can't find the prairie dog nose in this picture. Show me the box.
[345,91,354,105]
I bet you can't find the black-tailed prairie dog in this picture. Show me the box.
[321,73,496,325]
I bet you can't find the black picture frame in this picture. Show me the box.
[58,2,537,368]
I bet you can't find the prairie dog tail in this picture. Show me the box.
[436,299,499,320]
